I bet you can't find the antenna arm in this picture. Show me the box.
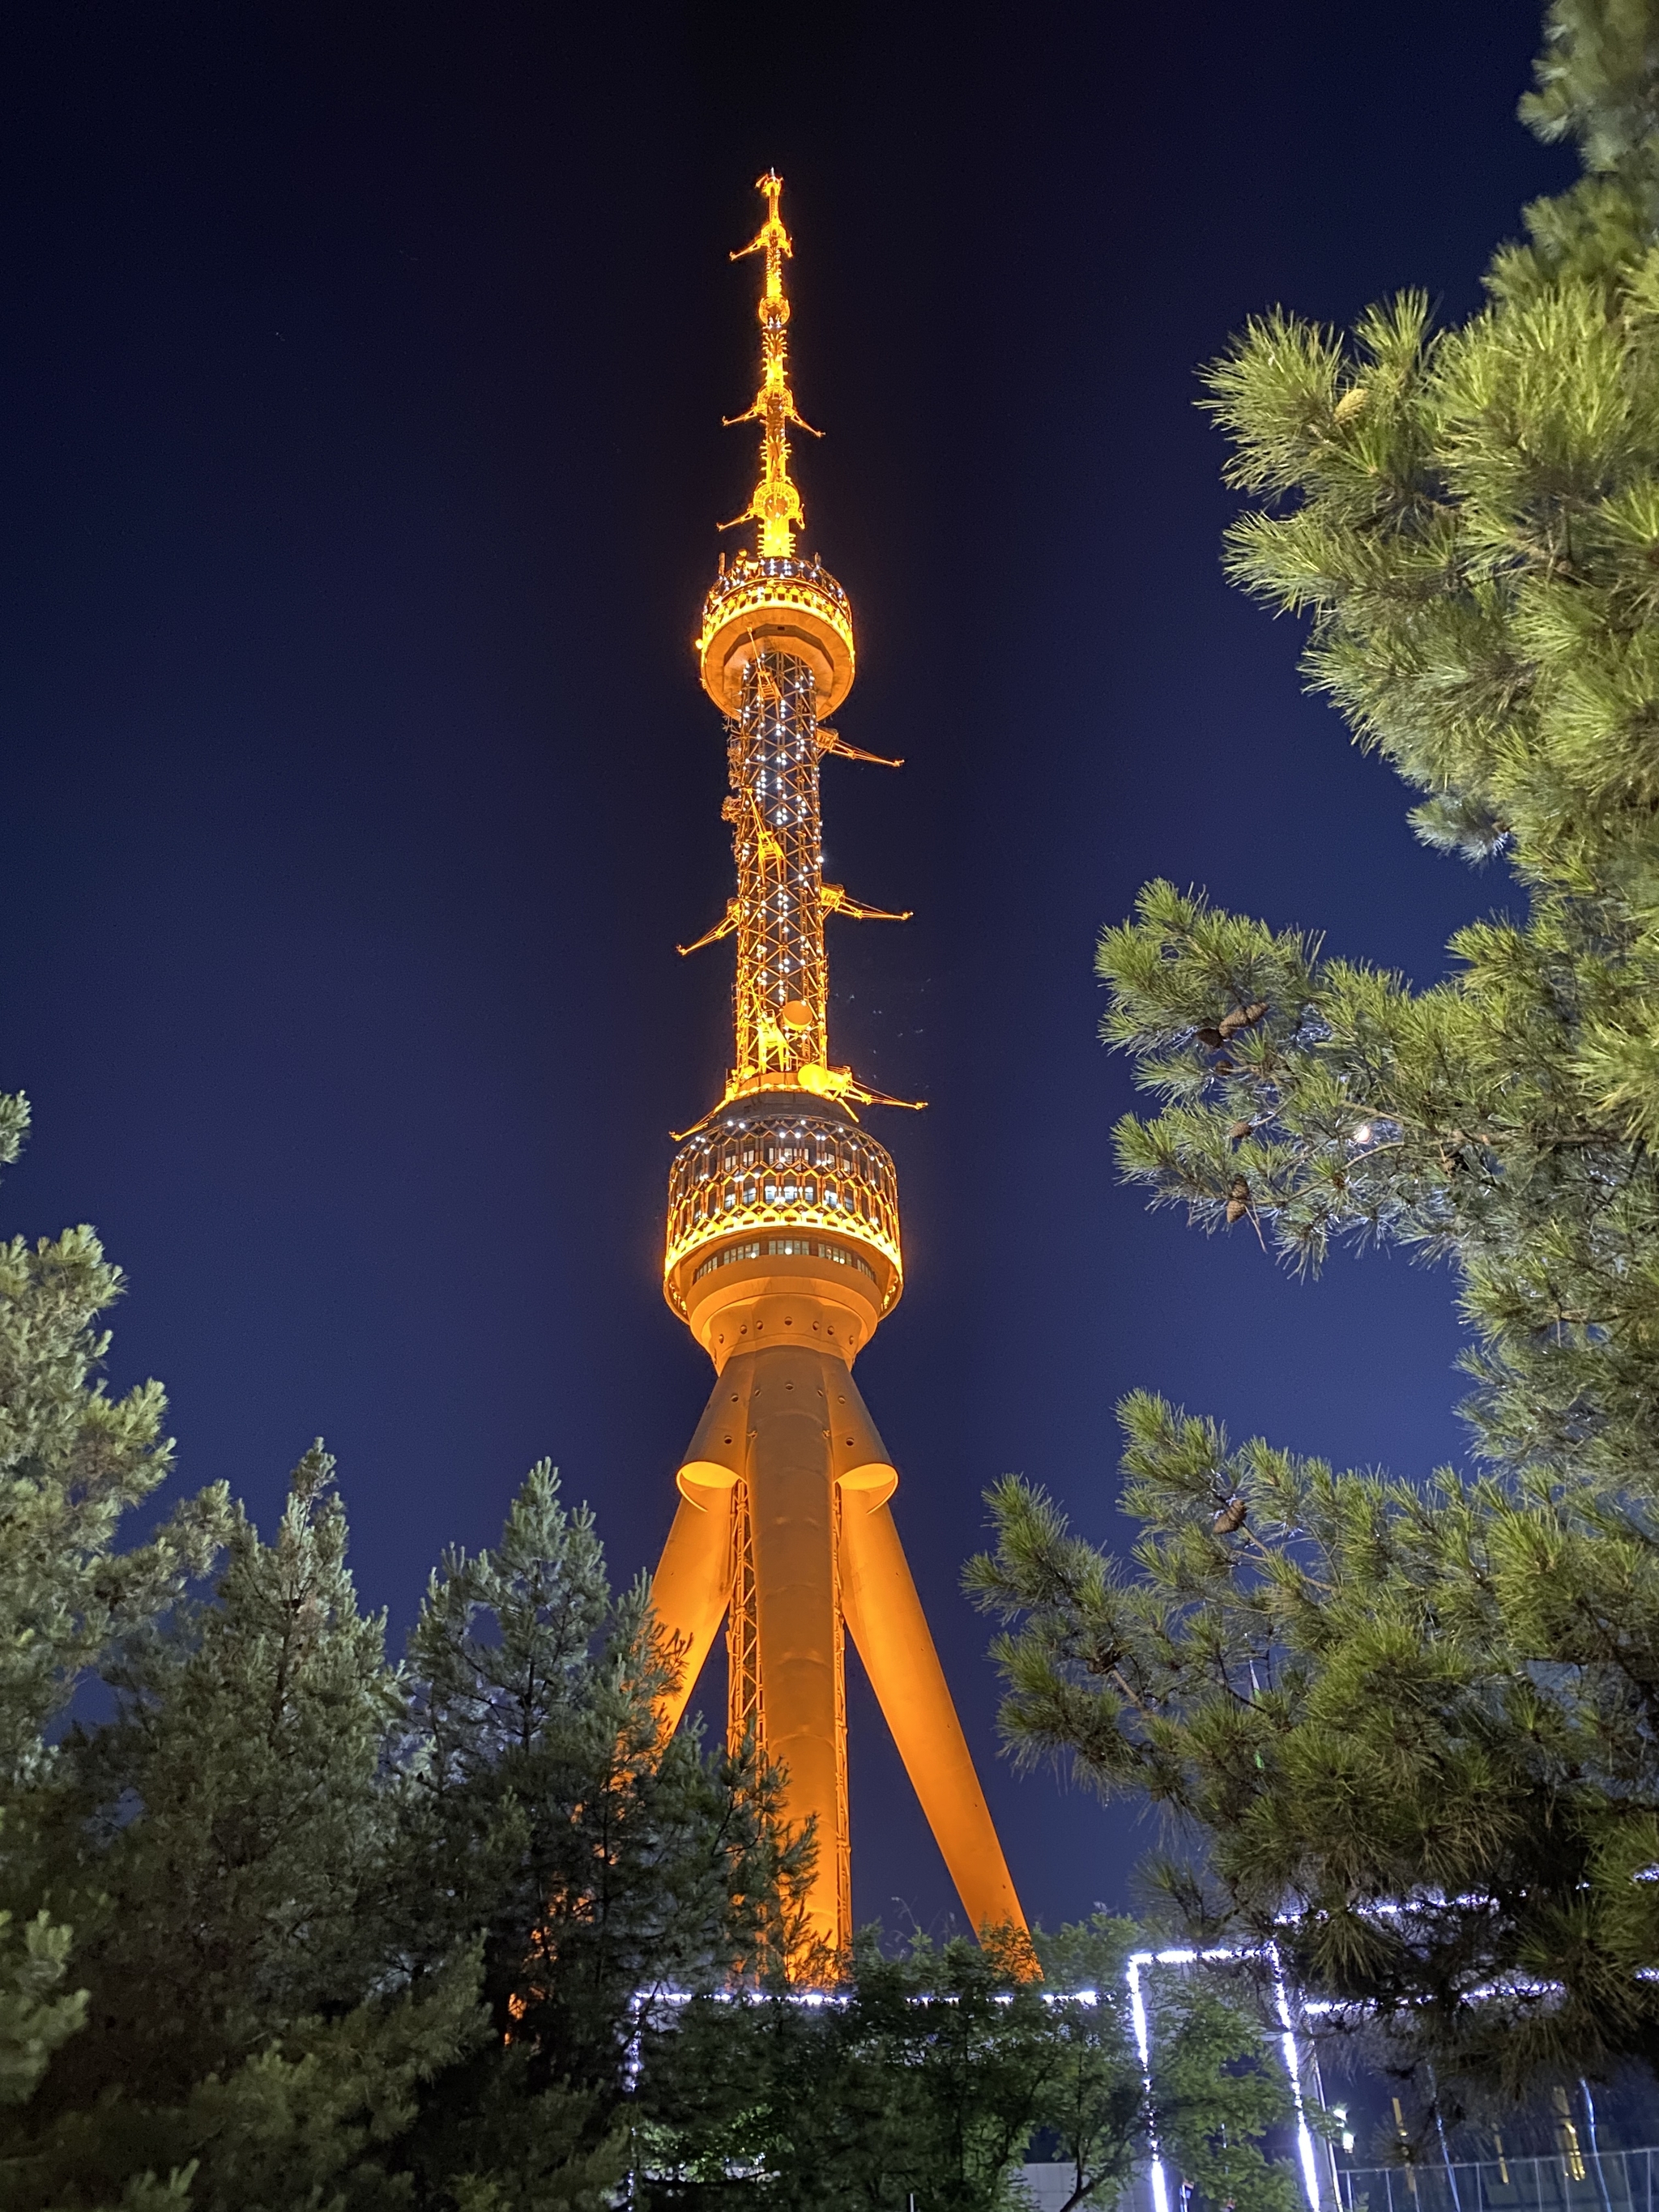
[676,901,740,955]
[821,884,913,923]
[796,1063,927,1114]
[817,729,903,767]
[730,230,789,264]
[723,397,819,436]
[847,1083,927,1110]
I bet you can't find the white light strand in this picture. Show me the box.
[1270,1944,1324,2212]
[1127,1953,1172,2212]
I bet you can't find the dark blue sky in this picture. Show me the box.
[0,2,1573,1935]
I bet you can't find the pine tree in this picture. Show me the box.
[0,1281,809,2212]
[0,1897,83,2112]
[1,1447,809,2211]
[0,1090,228,2117]
[393,1463,808,2203]
[0,1127,225,1782]
[971,0,1659,2109]
[56,1447,407,2096]
[2,1446,484,2212]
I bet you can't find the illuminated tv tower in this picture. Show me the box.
[650,173,1028,1958]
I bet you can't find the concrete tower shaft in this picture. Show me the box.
[651,173,1028,1967]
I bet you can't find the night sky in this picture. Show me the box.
[0,3,1575,1937]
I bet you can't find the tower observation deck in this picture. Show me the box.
[650,174,1028,1963]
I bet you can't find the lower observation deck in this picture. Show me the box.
[664,1091,901,1324]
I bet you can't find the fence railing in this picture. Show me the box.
[1335,2146,1659,2212]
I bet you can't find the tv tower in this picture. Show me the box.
[650,173,1028,1958]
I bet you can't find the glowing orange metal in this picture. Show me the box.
[653,176,1028,1967]
[721,169,816,559]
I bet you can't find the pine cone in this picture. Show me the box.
[1212,1495,1248,1535]
[1225,1174,1250,1225]
[1218,1000,1269,1041]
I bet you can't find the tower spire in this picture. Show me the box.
[691,172,916,1118]
[723,170,817,558]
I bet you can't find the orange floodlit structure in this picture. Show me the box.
[651,173,1029,1961]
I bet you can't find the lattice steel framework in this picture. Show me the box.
[732,651,825,1076]
[830,1492,852,1940]
[727,1479,761,1750]
[676,631,913,1119]
[721,1474,849,1937]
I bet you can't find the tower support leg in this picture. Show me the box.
[651,1335,1030,1966]
[649,1481,735,1738]
[838,1495,1029,1941]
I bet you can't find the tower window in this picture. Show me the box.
[692,1236,876,1285]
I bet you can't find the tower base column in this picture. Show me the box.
[744,1343,848,1955]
